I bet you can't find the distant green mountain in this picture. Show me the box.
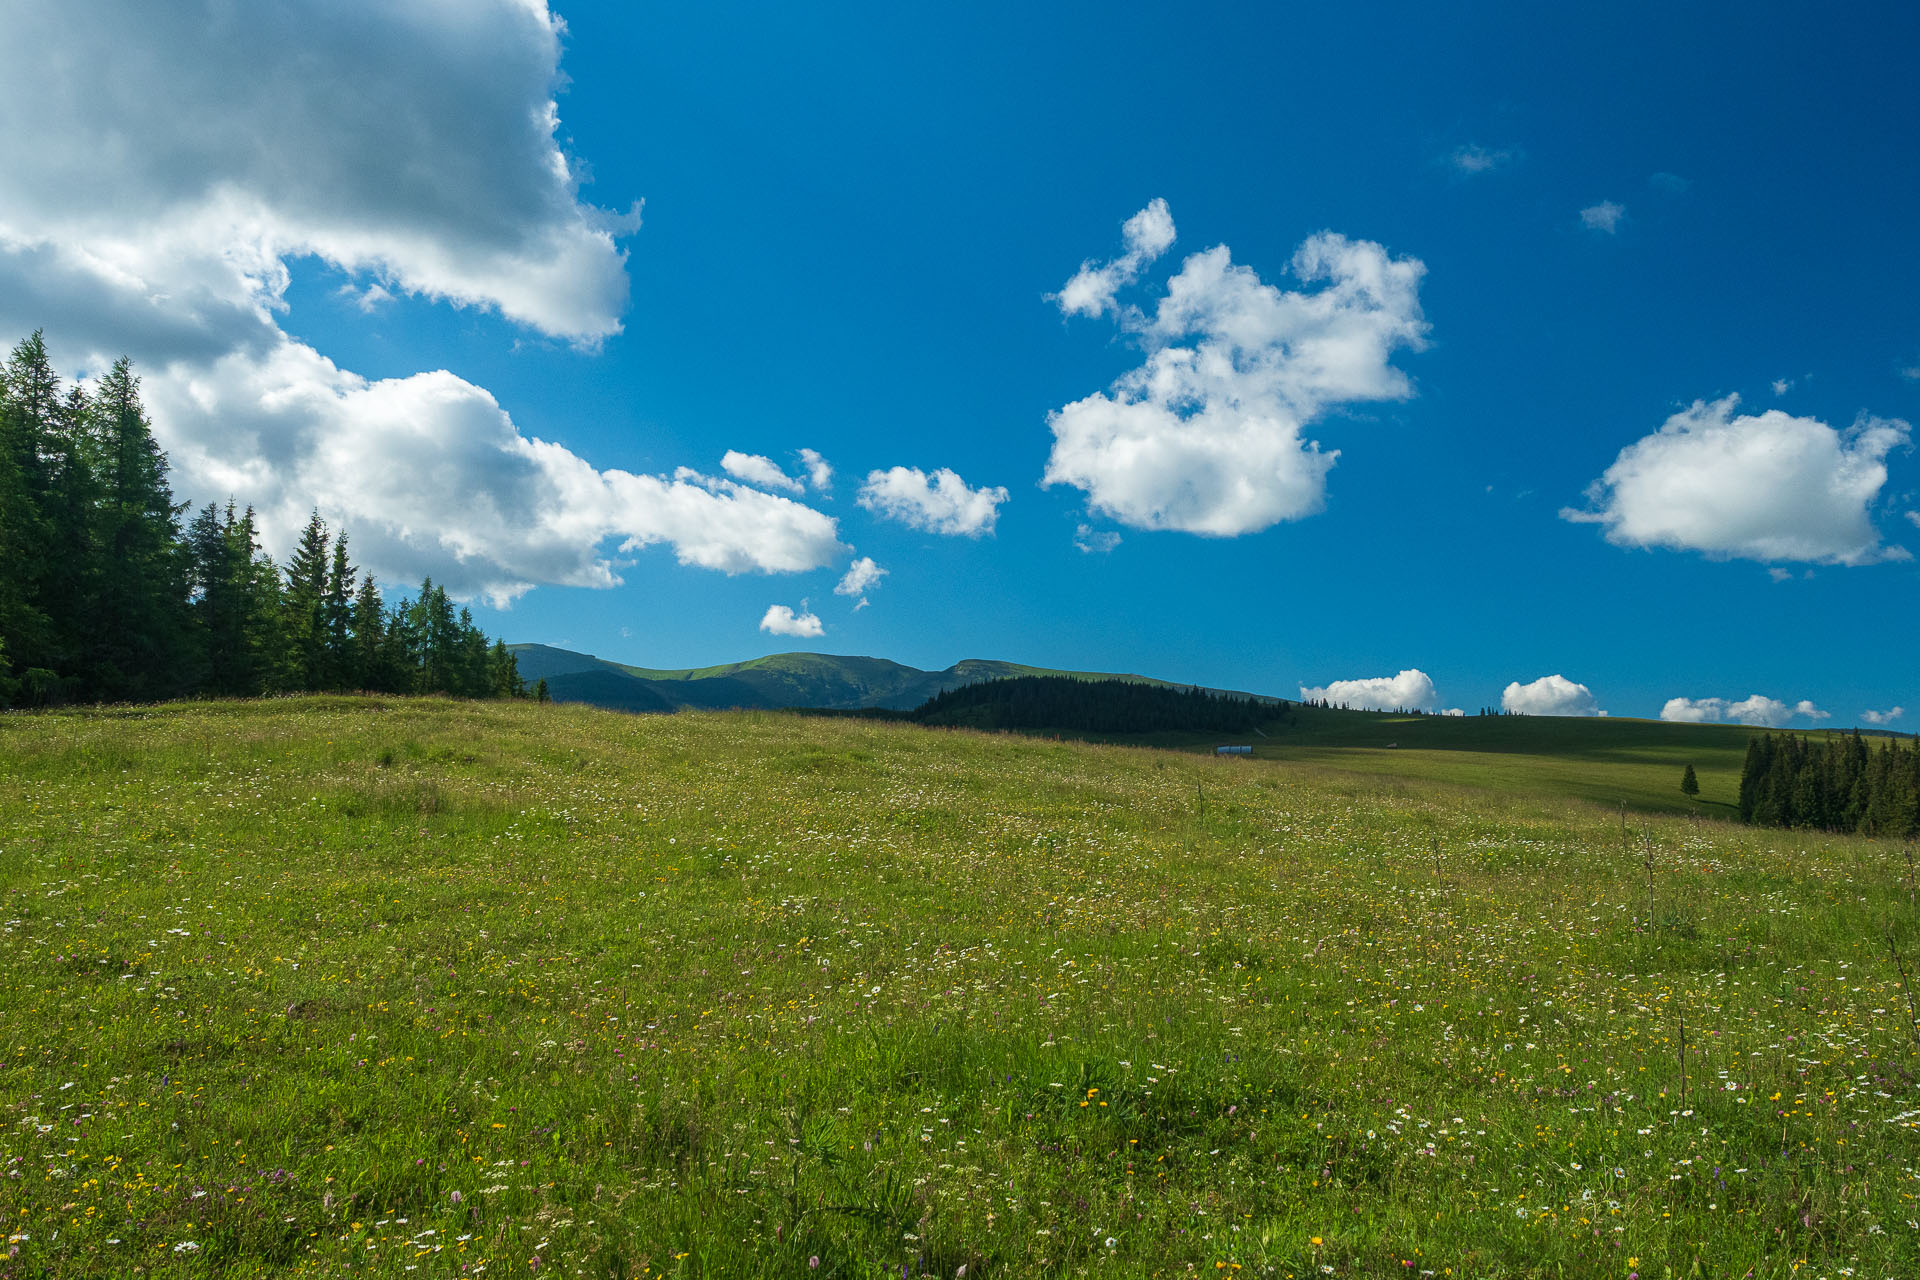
[505,643,1271,713]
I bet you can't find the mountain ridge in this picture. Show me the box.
[505,643,1282,713]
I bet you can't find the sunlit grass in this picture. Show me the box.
[2,696,1916,1279]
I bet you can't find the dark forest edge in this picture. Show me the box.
[1738,729,1920,837]
[793,674,1289,736]
[0,329,522,708]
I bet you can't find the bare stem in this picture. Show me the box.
[1643,833,1657,929]
[1677,1006,1688,1103]
[1889,931,1920,1049]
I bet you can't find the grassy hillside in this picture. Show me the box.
[3,698,1917,1279]
[508,645,1856,819]
[1124,705,1773,817]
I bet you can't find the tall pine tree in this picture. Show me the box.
[83,358,192,699]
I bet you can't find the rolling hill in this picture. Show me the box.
[507,643,1916,816]
[505,643,1259,713]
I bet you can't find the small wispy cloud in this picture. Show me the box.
[722,450,805,495]
[336,282,394,313]
[1446,143,1518,176]
[832,556,886,609]
[1861,706,1905,726]
[798,448,833,492]
[1579,201,1626,234]
[1771,378,1793,396]
[1073,523,1121,554]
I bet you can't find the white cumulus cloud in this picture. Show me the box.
[721,450,805,495]
[1659,697,1724,724]
[1659,695,1829,727]
[1044,204,1428,536]
[1500,675,1602,717]
[1861,707,1904,725]
[0,1,850,602]
[759,604,824,638]
[1563,395,1909,566]
[1051,198,1177,319]
[1299,669,1438,712]
[858,466,1009,537]
[833,556,886,608]
[136,348,844,605]
[1580,201,1626,234]
[0,0,637,348]
[799,448,833,492]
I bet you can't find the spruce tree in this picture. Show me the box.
[0,388,50,675]
[188,502,286,696]
[84,358,191,700]
[349,572,387,692]
[40,382,105,683]
[1,332,67,673]
[0,637,17,708]
[487,641,524,698]
[282,511,331,691]
[321,536,355,690]
[1681,764,1699,800]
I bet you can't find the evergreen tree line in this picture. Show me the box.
[0,329,522,708]
[1299,698,1440,715]
[1738,730,1920,836]
[908,675,1288,735]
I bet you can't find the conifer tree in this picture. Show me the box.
[487,641,524,698]
[188,502,286,696]
[0,327,524,708]
[321,536,355,690]
[83,358,191,699]
[0,387,49,675]
[1681,764,1699,800]
[40,382,105,682]
[0,637,17,708]
[349,572,387,692]
[1,332,67,673]
[282,511,331,690]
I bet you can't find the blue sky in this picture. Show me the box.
[3,2,1916,725]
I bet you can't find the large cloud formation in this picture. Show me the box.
[1563,396,1910,566]
[1501,674,1603,717]
[1299,669,1439,712]
[0,0,844,602]
[1043,202,1428,536]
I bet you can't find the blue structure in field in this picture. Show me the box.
[1215,745,1253,756]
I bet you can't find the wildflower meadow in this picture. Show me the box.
[2,697,1916,1279]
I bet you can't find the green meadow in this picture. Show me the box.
[2,698,1917,1280]
[1188,707,1768,818]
